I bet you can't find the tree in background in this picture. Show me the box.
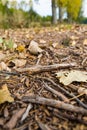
[66,0,82,22]
[51,0,57,24]
[0,0,84,28]
[57,0,67,22]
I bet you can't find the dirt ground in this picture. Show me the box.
[0,24,87,130]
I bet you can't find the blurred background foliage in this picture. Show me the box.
[0,0,86,28]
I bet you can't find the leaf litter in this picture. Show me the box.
[0,25,87,130]
[56,70,87,85]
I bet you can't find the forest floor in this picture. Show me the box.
[0,24,87,130]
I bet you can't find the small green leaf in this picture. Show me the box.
[0,37,3,44]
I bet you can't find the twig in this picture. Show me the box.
[35,115,51,130]
[82,57,87,66]
[15,63,76,74]
[43,81,69,103]
[36,77,87,109]
[4,108,26,129]
[48,107,87,125]
[13,122,29,130]
[21,103,33,122]
[36,53,43,65]
[0,71,20,76]
[22,95,87,115]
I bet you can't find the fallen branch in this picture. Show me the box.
[22,95,87,115]
[15,63,76,74]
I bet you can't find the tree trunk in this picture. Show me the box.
[51,0,57,24]
[59,6,62,22]
[67,12,73,23]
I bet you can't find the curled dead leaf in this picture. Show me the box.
[28,40,43,55]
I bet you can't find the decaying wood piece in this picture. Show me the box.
[15,63,76,74]
[22,95,87,115]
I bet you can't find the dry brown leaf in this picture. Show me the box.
[83,39,87,45]
[0,52,6,61]
[71,40,76,46]
[56,70,87,85]
[0,84,14,104]
[78,87,87,95]
[13,43,17,49]
[39,39,46,44]
[0,118,5,126]
[0,62,11,71]
[12,59,26,67]
[52,42,59,48]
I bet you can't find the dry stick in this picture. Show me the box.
[4,108,26,129]
[0,71,20,76]
[82,57,87,66]
[50,108,87,125]
[37,77,87,109]
[43,81,69,103]
[22,95,87,115]
[15,63,76,74]
[36,53,43,65]
[35,115,52,130]
[13,122,29,130]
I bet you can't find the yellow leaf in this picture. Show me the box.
[16,45,25,52]
[0,84,14,104]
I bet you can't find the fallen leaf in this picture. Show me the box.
[70,36,78,40]
[12,59,26,67]
[56,70,87,85]
[71,40,76,46]
[83,39,87,45]
[52,42,59,48]
[39,39,46,44]
[0,52,6,61]
[16,45,25,52]
[28,40,43,55]
[13,43,17,49]
[83,116,87,122]
[0,84,14,104]
[78,87,87,95]
[0,62,11,72]
[0,118,5,126]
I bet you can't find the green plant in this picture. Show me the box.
[3,39,14,49]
